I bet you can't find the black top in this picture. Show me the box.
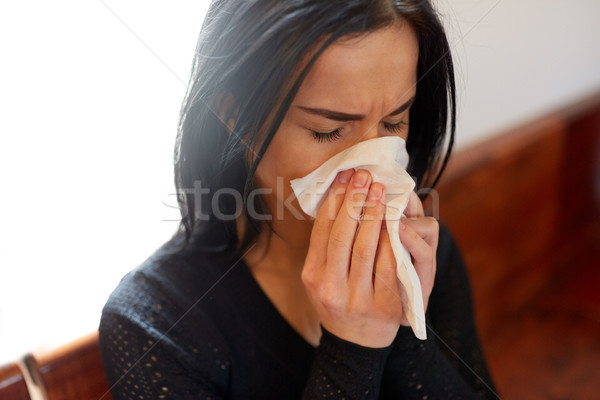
[99,223,498,399]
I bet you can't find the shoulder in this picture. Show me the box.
[432,220,474,301]
[98,236,235,397]
[98,234,236,365]
[436,221,461,261]
[435,221,466,276]
[101,236,215,322]
[101,231,239,316]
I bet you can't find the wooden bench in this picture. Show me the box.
[0,362,30,399]
[0,332,112,400]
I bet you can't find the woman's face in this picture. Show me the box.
[255,19,419,223]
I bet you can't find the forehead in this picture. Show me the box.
[294,20,419,109]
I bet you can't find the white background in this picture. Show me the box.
[1,0,600,363]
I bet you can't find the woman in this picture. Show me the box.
[99,0,498,398]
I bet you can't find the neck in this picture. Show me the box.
[237,212,322,346]
[238,212,313,277]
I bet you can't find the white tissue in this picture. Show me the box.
[290,136,426,340]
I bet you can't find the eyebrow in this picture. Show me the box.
[296,95,416,122]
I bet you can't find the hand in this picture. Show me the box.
[301,168,405,348]
[397,190,439,327]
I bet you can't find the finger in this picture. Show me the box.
[327,169,372,278]
[373,224,405,325]
[307,169,354,262]
[402,217,440,255]
[373,222,402,303]
[398,220,433,267]
[404,190,424,218]
[398,220,436,297]
[348,183,385,296]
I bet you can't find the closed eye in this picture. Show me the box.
[383,120,408,134]
[311,120,408,143]
[312,128,343,143]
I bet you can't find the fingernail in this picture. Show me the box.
[367,183,382,201]
[353,170,368,187]
[337,169,353,184]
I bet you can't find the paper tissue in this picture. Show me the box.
[289,136,426,340]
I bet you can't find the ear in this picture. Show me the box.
[215,91,239,136]
[215,91,255,167]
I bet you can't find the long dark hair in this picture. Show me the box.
[171,0,456,261]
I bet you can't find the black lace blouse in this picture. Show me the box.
[99,223,498,399]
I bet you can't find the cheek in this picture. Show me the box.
[254,122,335,203]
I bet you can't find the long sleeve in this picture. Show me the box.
[427,223,498,398]
[379,223,499,399]
[380,315,485,399]
[301,327,393,400]
[301,225,498,400]
[98,225,498,399]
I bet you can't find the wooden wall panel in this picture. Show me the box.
[430,117,567,340]
[560,102,600,235]
[426,91,600,347]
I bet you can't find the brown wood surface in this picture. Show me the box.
[425,91,600,399]
[432,115,568,340]
[0,362,30,400]
[34,331,112,400]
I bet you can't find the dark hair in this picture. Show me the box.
[171,0,455,260]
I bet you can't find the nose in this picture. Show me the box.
[354,120,408,144]
[355,121,380,142]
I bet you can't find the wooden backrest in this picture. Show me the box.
[0,332,112,400]
[0,362,30,399]
[35,332,112,400]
